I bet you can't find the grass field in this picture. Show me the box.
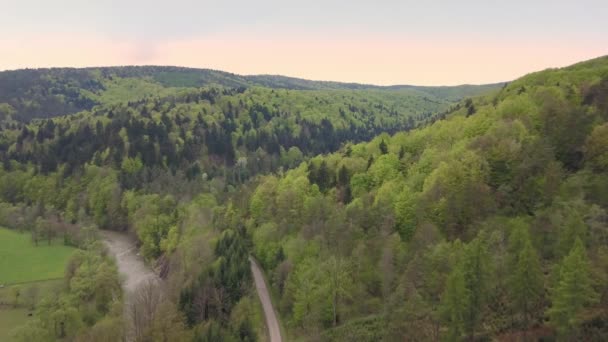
[0,307,29,341]
[0,227,72,341]
[0,279,63,341]
[0,228,75,285]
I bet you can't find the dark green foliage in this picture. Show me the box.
[180,227,251,328]
[379,139,388,154]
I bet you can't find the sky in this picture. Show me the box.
[0,0,606,85]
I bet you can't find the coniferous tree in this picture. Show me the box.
[461,237,490,341]
[511,239,544,330]
[379,139,388,154]
[547,238,599,339]
[442,261,467,341]
[398,145,405,159]
[317,160,331,191]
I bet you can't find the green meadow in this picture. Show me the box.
[0,280,64,341]
[0,307,29,341]
[0,228,74,285]
[0,228,73,341]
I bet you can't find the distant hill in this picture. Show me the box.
[0,66,502,122]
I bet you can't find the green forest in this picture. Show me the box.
[0,56,607,341]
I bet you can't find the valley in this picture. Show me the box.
[0,56,607,341]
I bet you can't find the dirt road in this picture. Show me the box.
[101,230,158,294]
[250,257,282,342]
[103,231,281,341]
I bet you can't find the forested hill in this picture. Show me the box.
[0,80,495,186]
[0,65,501,121]
[0,57,608,341]
[1,56,606,341]
[244,55,608,340]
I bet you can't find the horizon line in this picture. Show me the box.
[0,63,518,88]
[2,54,606,88]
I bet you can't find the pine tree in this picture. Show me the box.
[507,220,544,329]
[366,155,374,170]
[337,165,349,187]
[461,238,490,341]
[379,139,388,154]
[317,160,331,191]
[441,238,490,341]
[441,262,467,341]
[547,238,599,339]
[511,240,544,329]
[398,145,405,159]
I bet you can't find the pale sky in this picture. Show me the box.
[1,0,606,85]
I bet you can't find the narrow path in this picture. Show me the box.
[250,257,282,342]
[100,230,158,294]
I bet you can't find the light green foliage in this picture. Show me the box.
[421,151,492,235]
[547,201,589,257]
[507,221,544,326]
[513,240,544,320]
[548,239,599,338]
[281,146,304,169]
[288,259,329,327]
[253,222,282,269]
[276,170,312,228]
[349,173,373,198]
[238,56,608,340]
[250,176,278,223]
[86,167,121,228]
[394,187,418,240]
[323,256,353,327]
[441,261,467,341]
[367,154,400,187]
[460,237,491,339]
[91,77,173,104]
[9,317,53,342]
[124,193,177,259]
[67,251,120,314]
[0,103,16,121]
[121,156,143,174]
[29,242,121,340]
[36,295,84,338]
[160,224,180,253]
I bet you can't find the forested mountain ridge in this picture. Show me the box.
[244,55,608,340]
[0,65,501,122]
[0,56,607,341]
[0,83,480,187]
[0,65,497,341]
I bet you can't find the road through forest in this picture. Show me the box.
[250,256,283,342]
[103,230,281,342]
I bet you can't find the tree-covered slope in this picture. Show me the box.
[0,84,471,186]
[0,66,501,122]
[0,63,498,340]
[1,56,606,341]
[243,55,608,340]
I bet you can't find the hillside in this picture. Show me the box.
[0,80,491,189]
[0,66,501,122]
[0,56,606,341]
[242,56,608,340]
